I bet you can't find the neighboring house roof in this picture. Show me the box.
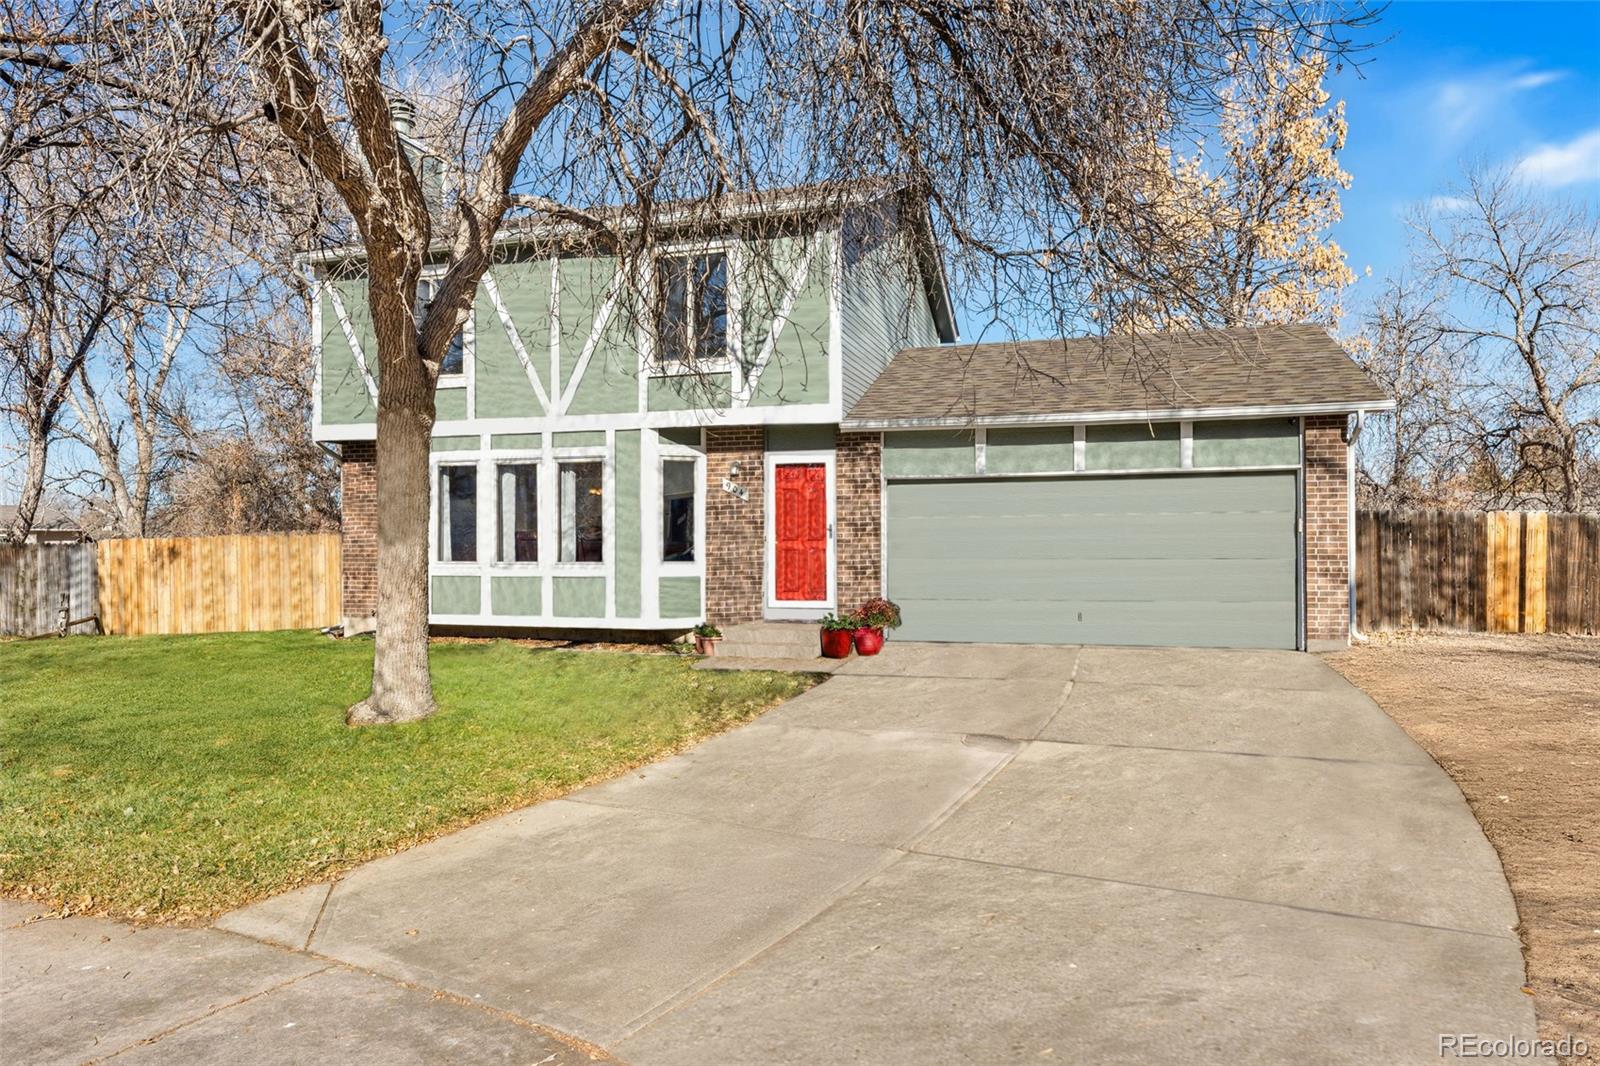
[843,324,1393,429]
[0,503,81,531]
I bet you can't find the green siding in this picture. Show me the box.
[743,237,831,407]
[1085,423,1182,471]
[649,374,731,411]
[1193,418,1301,468]
[476,259,551,419]
[886,473,1297,649]
[430,575,480,615]
[659,576,702,618]
[552,576,606,618]
[430,436,478,452]
[883,431,975,477]
[490,576,541,616]
[490,433,542,450]
[766,425,837,452]
[320,279,377,425]
[553,431,606,449]
[658,427,703,449]
[435,387,468,421]
[614,430,642,618]
[558,257,639,416]
[985,427,1076,474]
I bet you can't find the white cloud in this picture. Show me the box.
[1513,128,1600,187]
[1510,70,1565,91]
[1429,67,1567,140]
[1427,195,1472,213]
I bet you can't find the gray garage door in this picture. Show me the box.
[885,472,1298,648]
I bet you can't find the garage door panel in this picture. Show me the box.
[887,473,1289,518]
[888,558,1297,602]
[890,513,1293,561]
[894,600,1295,649]
[886,472,1297,649]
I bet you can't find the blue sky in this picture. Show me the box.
[1331,0,1600,299]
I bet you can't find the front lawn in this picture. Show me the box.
[0,632,816,923]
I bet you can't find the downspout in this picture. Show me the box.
[1345,410,1367,644]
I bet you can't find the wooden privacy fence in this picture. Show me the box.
[1356,510,1600,635]
[95,533,342,635]
[0,543,99,637]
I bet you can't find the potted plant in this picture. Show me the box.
[818,614,856,658]
[691,623,722,656]
[850,597,902,656]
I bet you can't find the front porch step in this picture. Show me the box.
[708,622,826,662]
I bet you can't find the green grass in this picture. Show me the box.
[0,632,816,922]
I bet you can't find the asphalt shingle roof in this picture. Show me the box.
[844,324,1390,427]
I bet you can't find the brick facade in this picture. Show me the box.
[835,432,884,612]
[703,427,765,624]
[339,441,379,632]
[1303,414,1352,646]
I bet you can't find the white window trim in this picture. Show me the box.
[657,450,704,576]
[488,456,543,570]
[430,455,482,572]
[763,449,836,615]
[645,240,739,379]
[551,451,610,573]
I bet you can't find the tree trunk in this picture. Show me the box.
[347,293,438,725]
[5,431,49,543]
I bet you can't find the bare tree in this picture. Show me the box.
[1413,168,1600,512]
[6,0,1372,722]
[1346,275,1467,507]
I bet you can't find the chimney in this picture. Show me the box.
[389,95,417,139]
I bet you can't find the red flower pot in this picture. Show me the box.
[853,626,885,656]
[820,628,854,658]
[693,635,721,656]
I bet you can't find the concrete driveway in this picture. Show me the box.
[4,644,1541,1064]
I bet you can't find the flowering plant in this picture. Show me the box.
[852,598,902,630]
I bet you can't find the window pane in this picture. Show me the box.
[662,459,697,562]
[693,253,728,362]
[497,464,537,563]
[417,278,466,376]
[656,257,690,364]
[440,329,465,375]
[438,465,476,562]
[559,461,604,563]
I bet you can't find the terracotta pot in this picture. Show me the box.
[820,628,854,658]
[694,634,721,655]
[853,626,885,656]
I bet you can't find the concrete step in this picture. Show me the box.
[715,639,823,660]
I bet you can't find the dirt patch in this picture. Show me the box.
[1324,633,1599,1063]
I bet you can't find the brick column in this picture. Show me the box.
[835,431,883,612]
[1303,415,1351,646]
[704,427,765,624]
[340,441,378,634]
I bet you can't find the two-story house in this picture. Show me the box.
[310,183,1390,651]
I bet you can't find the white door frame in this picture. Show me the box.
[763,449,836,618]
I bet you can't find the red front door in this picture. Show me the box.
[774,463,829,602]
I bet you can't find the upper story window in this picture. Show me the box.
[655,252,728,367]
[416,277,466,378]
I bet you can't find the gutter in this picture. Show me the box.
[1344,409,1368,644]
[843,399,1396,431]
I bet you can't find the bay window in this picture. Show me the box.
[496,463,538,563]
[437,465,477,562]
[559,461,604,563]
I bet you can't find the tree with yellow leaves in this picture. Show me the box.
[1108,32,1355,331]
